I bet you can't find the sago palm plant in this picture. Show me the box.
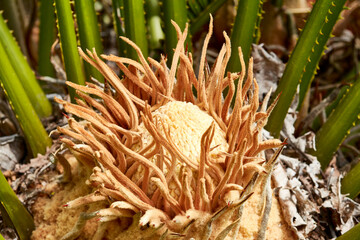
[32,20,292,239]
[1,0,360,239]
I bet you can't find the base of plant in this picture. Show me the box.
[31,18,296,240]
[31,160,295,239]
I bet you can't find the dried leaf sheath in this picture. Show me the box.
[49,19,289,239]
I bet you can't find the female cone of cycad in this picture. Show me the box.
[31,17,296,240]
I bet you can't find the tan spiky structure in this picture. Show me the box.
[31,17,295,240]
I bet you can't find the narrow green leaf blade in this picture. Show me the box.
[112,0,127,56]
[0,170,35,240]
[189,0,228,35]
[314,74,360,167]
[224,0,263,107]
[74,0,104,82]
[342,161,360,199]
[0,12,52,118]
[336,222,360,240]
[298,0,347,107]
[38,0,56,77]
[227,0,262,72]
[145,0,165,51]
[54,0,86,101]
[0,41,52,156]
[123,0,148,60]
[188,0,202,16]
[266,0,347,137]
[163,0,188,63]
[0,0,29,59]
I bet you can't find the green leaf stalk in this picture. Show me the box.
[0,12,52,118]
[342,160,360,199]
[163,0,188,63]
[123,0,149,60]
[38,0,56,77]
[74,0,104,83]
[54,0,86,102]
[0,170,35,240]
[145,0,165,52]
[336,222,360,240]
[111,0,127,57]
[189,0,228,35]
[266,0,347,137]
[314,73,360,167]
[0,41,51,156]
[227,0,263,72]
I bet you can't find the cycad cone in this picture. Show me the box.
[31,18,296,240]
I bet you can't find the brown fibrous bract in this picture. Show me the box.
[39,17,290,239]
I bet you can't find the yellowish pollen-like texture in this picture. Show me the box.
[31,165,107,240]
[141,101,228,165]
[132,101,228,197]
[236,184,296,240]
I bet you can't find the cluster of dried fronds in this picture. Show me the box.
[53,17,285,239]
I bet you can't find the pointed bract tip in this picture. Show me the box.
[62,112,70,119]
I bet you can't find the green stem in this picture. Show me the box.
[74,0,104,82]
[0,170,35,240]
[227,0,263,72]
[163,0,188,63]
[188,0,202,16]
[0,0,29,59]
[145,0,165,51]
[341,160,360,199]
[311,85,349,132]
[198,0,209,9]
[54,0,86,101]
[336,222,360,240]
[38,0,56,77]
[266,0,347,137]
[189,0,228,35]
[0,41,51,156]
[298,1,346,107]
[123,0,148,60]
[224,0,263,107]
[0,12,52,118]
[313,74,360,167]
[111,0,126,56]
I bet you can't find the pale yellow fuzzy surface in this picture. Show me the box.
[137,101,228,165]
[132,101,228,198]
[31,165,105,240]
[31,178,295,240]
[31,101,296,239]
[149,101,228,163]
[236,185,296,240]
